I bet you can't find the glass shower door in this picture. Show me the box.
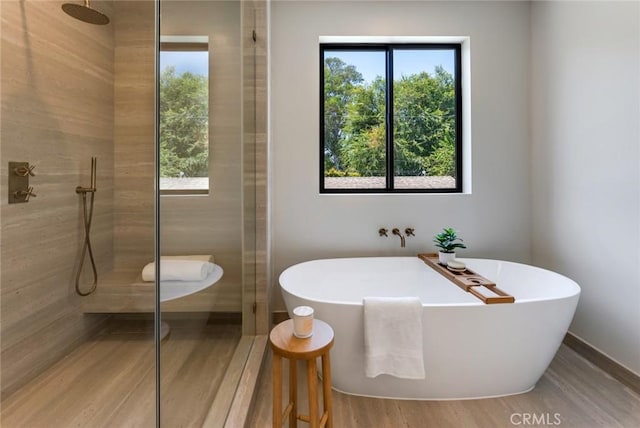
[157,0,255,425]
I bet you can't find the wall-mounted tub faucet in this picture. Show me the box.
[380,227,415,247]
[392,228,406,248]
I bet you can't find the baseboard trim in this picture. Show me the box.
[563,332,640,395]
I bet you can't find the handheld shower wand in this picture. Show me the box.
[75,157,98,296]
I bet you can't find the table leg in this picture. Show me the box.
[272,353,282,427]
[322,354,333,428]
[289,359,297,427]
[307,358,319,428]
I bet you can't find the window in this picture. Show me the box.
[160,37,209,194]
[320,44,462,193]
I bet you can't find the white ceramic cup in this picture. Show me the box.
[292,306,314,338]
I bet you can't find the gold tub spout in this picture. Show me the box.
[392,228,406,248]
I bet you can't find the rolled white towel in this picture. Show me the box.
[142,260,215,282]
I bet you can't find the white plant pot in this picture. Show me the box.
[438,251,456,266]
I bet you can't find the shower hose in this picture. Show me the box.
[75,190,98,296]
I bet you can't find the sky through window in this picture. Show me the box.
[328,49,454,83]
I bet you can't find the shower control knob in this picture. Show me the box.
[14,164,36,177]
[378,228,389,237]
[15,186,37,202]
[405,228,415,236]
[23,186,37,201]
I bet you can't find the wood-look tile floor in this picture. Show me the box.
[1,319,241,428]
[248,345,640,428]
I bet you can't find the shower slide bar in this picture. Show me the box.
[75,157,98,296]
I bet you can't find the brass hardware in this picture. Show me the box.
[14,186,37,202]
[75,157,98,296]
[76,157,97,194]
[14,164,36,177]
[62,1,110,26]
[378,228,388,237]
[392,228,406,248]
[9,162,36,204]
[405,227,415,236]
[76,186,96,194]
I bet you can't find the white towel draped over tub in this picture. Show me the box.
[141,255,215,282]
[363,296,425,379]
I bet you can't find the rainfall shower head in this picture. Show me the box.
[62,1,109,25]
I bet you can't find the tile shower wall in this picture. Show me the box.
[73,0,264,315]
[158,0,243,312]
[113,0,154,272]
[114,1,254,313]
[0,0,114,396]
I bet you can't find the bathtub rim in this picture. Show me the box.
[279,256,581,308]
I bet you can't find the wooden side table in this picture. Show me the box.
[269,319,334,428]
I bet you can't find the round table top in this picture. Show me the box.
[269,319,334,360]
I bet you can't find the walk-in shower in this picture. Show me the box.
[1,0,265,426]
[61,1,110,25]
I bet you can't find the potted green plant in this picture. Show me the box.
[433,227,466,265]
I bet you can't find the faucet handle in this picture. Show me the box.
[14,164,36,177]
[15,186,37,202]
[405,227,415,236]
[378,228,388,237]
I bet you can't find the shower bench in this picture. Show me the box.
[81,264,225,313]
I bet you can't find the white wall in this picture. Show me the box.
[270,1,532,309]
[531,1,640,375]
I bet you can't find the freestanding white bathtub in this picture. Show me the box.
[279,257,580,400]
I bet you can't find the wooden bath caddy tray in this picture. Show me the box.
[418,253,515,304]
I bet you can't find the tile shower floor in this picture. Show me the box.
[1,318,241,428]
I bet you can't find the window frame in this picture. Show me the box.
[159,40,210,196]
[319,43,463,194]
